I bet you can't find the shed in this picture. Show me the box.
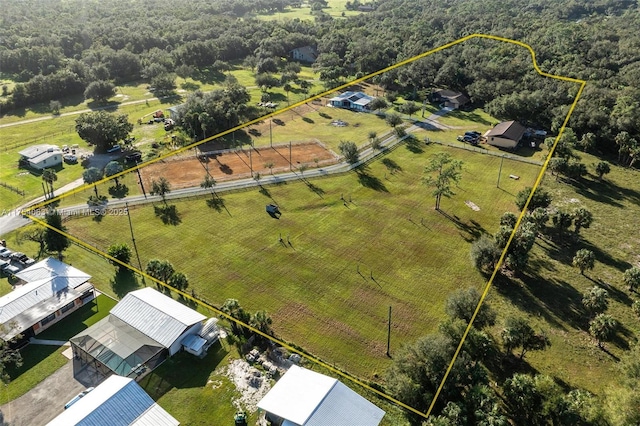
[46,375,179,426]
[18,144,63,169]
[258,365,385,426]
[0,258,94,342]
[484,121,526,149]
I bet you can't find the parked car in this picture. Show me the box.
[63,154,78,163]
[0,247,13,259]
[0,260,20,276]
[465,131,481,137]
[125,152,142,163]
[107,145,121,153]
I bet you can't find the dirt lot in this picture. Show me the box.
[140,140,338,189]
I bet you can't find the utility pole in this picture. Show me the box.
[386,305,392,357]
[135,161,147,198]
[269,119,273,148]
[249,146,253,177]
[289,141,292,171]
[496,156,504,188]
[125,202,145,285]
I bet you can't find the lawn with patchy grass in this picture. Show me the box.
[51,143,540,380]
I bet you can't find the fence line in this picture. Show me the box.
[0,181,25,196]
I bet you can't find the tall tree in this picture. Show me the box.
[145,259,175,286]
[582,286,609,317]
[572,207,593,235]
[168,271,189,291]
[501,316,550,359]
[41,168,57,198]
[200,174,217,199]
[83,80,116,102]
[623,266,640,292]
[151,177,171,204]
[75,111,132,152]
[589,314,617,348]
[385,112,403,128]
[423,153,463,210]
[515,187,552,211]
[470,235,501,273]
[573,249,596,275]
[0,336,22,385]
[107,243,132,270]
[338,140,359,164]
[104,160,124,186]
[594,161,611,180]
[17,225,47,258]
[221,299,251,337]
[44,209,70,258]
[82,167,103,197]
[445,287,496,329]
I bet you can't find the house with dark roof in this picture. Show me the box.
[0,258,94,343]
[431,89,470,109]
[289,46,318,63]
[484,121,527,149]
[46,375,179,426]
[329,91,374,111]
[18,144,63,169]
[70,288,207,381]
[258,365,385,426]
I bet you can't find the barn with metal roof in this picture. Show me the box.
[258,365,385,426]
[70,288,206,381]
[0,258,94,342]
[46,375,179,426]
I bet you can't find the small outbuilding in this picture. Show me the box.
[484,120,526,149]
[46,375,179,426]
[0,258,94,343]
[18,144,62,169]
[70,287,206,381]
[258,365,385,426]
[329,91,374,111]
[289,46,318,63]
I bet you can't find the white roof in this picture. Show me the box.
[110,288,205,348]
[18,144,61,160]
[258,365,385,426]
[16,257,91,288]
[46,375,179,426]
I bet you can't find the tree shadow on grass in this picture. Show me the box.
[571,176,640,208]
[108,183,129,199]
[404,135,424,153]
[438,210,485,242]
[305,180,325,198]
[592,277,633,306]
[356,168,388,192]
[381,158,402,175]
[206,196,230,215]
[154,204,181,225]
[110,268,141,298]
[139,342,228,398]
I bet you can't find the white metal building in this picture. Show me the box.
[0,258,94,341]
[18,144,62,169]
[258,365,385,426]
[46,375,179,426]
[70,288,206,380]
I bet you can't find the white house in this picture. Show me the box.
[70,287,206,380]
[289,46,318,63]
[329,91,374,111]
[258,365,385,426]
[0,258,94,342]
[18,144,62,169]
[484,120,526,149]
[46,375,179,426]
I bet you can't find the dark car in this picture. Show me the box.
[125,152,143,163]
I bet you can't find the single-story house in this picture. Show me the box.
[258,365,385,426]
[18,144,62,169]
[484,120,527,149]
[70,287,206,381]
[358,4,375,12]
[289,46,318,63]
[0,258,94,343]
[46,375,179,426]
[329,91,374,111]
[431,89,470,109]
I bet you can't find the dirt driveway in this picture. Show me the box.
[0,361,85,426]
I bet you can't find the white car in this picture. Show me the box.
[107,145,121,153]
[63,154,78,163]
[0,247,12,258]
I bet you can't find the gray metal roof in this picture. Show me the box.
[110,288,205,349]
[18,144,61,160]
[46,375,179,426]
[15,257,91,287]
[258,365,385,425]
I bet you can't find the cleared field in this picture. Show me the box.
[56,144,540,378]
[257,0,360,21]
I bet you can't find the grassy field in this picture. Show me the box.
[40,143,540,379]
[257,0,360,21]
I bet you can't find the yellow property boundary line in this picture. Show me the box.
[23,34,586,420]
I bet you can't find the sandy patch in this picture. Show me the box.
[465,200,480,211]
[224,359,273,413]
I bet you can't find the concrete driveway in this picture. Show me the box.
[0,361,85,426]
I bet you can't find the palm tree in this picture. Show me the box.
[200,174,217,200]
[264,161,275,175]
[151,177,171,204]
[42,169,57,198]
[82,167,103,197]
[250,310,273,337]
[145,259,175,288]
[589,314,617,349]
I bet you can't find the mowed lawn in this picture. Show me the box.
[56,144,541,378]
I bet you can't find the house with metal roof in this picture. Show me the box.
[70,288,206,381]
[289,46,318,63]
[18,144,63,169]
[431,89,470,110]
[257,365,385,426]
[0,258,94,342]
[484,120,527,149]
[46,374,179,426]
[329,91,374,112]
